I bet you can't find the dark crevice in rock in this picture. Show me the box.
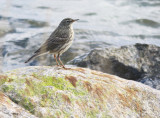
[111,60,144,80]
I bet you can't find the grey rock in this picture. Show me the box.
[139,75,160,90]
[70,43,160,89]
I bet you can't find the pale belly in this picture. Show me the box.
[58,31,74,55]
[58,40,73,54]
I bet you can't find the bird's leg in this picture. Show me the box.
[57,54,65,68]
[54,54,60,66]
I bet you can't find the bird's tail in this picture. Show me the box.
[25,53,38,63]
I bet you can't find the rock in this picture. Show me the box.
[139,76,160,90]
[0,91,37,118]
[0,66,160,118]
[0,20,14,37]
[69,43,160,89]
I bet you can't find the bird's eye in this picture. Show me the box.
[66,20,70,22]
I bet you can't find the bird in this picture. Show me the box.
[25,18,79,68]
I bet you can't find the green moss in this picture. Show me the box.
[20,98,35,114]
[36,74,88,97]
[86,109,111,118]
[2,84,14,92]
[101,111,112,118]
[1,84,35,114]
[0,75,10,86]
[42,76,67,89]
[1,73,91,116]
[14,78,26,84]
[62,110,71,118]
[14,74,88,109]
[0,78,7,86]
[55,110,62,117]
[86,110,98,118]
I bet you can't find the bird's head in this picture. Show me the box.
[59,18,79,27]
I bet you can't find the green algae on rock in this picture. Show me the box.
[0,66,160,118]
[0,92,37,118]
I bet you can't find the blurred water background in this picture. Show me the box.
[0,0,160,72]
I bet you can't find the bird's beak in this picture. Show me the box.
[72,19,79,22]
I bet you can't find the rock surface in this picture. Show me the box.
[70,43,160,89]
[0,76,36,118]
[0,66,160,118]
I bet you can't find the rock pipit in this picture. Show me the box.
[25,18,79,68]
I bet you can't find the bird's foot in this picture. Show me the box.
[54,65,71,70]
[55,64,60,67]
[61,66,72,70]
[61,65,66,69]
[52,65,61,69]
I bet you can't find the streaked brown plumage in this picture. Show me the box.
[25,18,79,68]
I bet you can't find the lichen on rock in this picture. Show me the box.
[0,66,160,118]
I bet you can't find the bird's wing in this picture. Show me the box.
[47,36,70,44]
[48,28,71,44]
[34,32,70,54]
